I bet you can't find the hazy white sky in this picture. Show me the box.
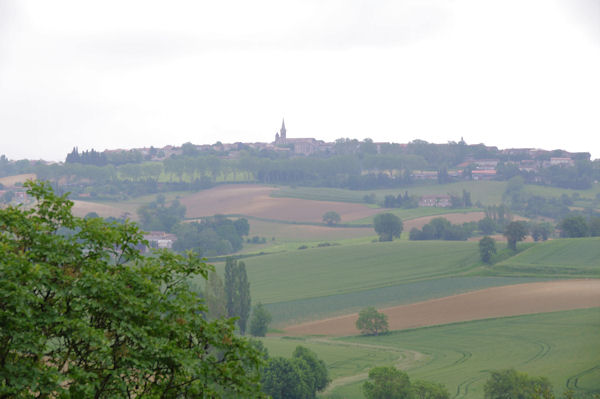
[1,0,599,161]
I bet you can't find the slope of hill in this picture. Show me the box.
[491,237,600,277]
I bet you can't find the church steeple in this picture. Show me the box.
[280,119,286,141]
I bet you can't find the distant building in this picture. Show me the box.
[418,195,451,208]
[412,170,438,180]
[549,157,574,167]
[274,119,326,155]
[471,169,497,180]
[143,231,176,251]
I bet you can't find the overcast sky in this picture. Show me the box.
[1,0,599,161]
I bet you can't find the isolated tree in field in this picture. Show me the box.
[558,215,589,238]
[530,222,554,241]
[0,181,265,398]
[374,212,403,241]
[479,236,497,264]
[363,366,411,399]
[249,302,272,337]
[504,221,528,251]
[225,258,251,334]
[484,369,553,399]
[322,210,341,225]
[356,307,389,335]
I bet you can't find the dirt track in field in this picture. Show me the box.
[283,279,600,336]
[180,185,381,222]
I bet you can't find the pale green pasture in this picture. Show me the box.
[212,241,481,304]
[329,308,600,398]
[491,238,600,277]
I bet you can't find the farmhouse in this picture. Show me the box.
[143,231,176,251]
[418,195,451,207]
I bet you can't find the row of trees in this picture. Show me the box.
[361,367,572,399]
[409,217,476,241]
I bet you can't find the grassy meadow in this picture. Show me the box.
[319,308,600,398]
[489,238,600,277]
[203,237,600,326]
[217,240,482,304]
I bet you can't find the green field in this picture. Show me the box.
[323,308,600,398]
[273,181,509,206]
[213,240,481,305]
[204,238,599,325]
[489,238,600,277]
[260,337,407,381]
[348,207,481,225]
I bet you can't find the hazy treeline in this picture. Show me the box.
[1,140,599,199]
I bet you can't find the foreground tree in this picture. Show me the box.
[0,181,265,398]
[322,211,341,225]
[374,213,403,241]
[356,307,389,335]
[504,221,528,251]
[484,369,553,399]
[479,236,497,264]
[363,366,411,399]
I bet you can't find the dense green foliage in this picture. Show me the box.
[484,369,553,399]
[409,217,476,241]
[250,303,272,337]
[137,194,186,232]
[363,367,412,399]
[504,221,529,250]
[225,258,252,334]
[0,181,264,398]
[356,307,389,335]
[322,210,342,225]
[559,215,592,238]
[261,346,329,399]
[173,215,249,255]
[479,236,497,264]
[373,213,403,241]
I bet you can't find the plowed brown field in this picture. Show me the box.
[283,279,600,336]
[180,185,381,222]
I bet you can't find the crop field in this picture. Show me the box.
[263,277,551,327]
[179,184,380,222]
[283,279,600,335]
[0,173,36,187]
[274,181,509,206]
[329,308,600,399]
[70,200,136,219]
[259,337,410,381]
[247,219,373,242]
[206,240,481,305]
[349,210,486,229]
[491,238,600,277]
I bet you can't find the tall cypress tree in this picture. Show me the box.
[224,258,251,334]
[237,261,251,335]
